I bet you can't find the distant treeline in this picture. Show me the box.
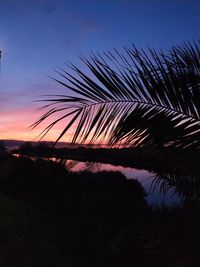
[13,142,200,178]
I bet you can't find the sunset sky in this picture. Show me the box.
[0,0,199,142]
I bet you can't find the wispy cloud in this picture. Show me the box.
[37,0,57,14]
[65,10,103,33]
[0,0,57,14]
[82,18,103,33]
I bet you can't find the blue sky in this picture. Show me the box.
[0,0,199,140]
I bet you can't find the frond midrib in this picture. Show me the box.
[78,98,200,122]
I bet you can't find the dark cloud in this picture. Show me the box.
[38,0,56,14]
[0,0,57,14]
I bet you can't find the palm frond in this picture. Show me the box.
[32,41,200,150]
[150,171,200,201]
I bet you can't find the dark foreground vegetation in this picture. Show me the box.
[14,142,200,200]
[0,150,200,266]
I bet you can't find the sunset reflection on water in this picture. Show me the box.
[65,160,181,206]
[12,154,181,206]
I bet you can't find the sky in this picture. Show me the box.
[0,0,199,142]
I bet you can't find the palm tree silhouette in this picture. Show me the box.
[32,41,200,152]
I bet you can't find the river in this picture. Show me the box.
[12,153,181,206]
[58,159,181,206]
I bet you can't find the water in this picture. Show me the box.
[12,154,181,206]
[63,160,181,206]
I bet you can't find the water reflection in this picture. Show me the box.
[64,160,181,206]
[12,154,181,206]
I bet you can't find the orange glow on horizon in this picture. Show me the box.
[0,108,72,142]
[1,107,113,145]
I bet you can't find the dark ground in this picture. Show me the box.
[0,154,200,266]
